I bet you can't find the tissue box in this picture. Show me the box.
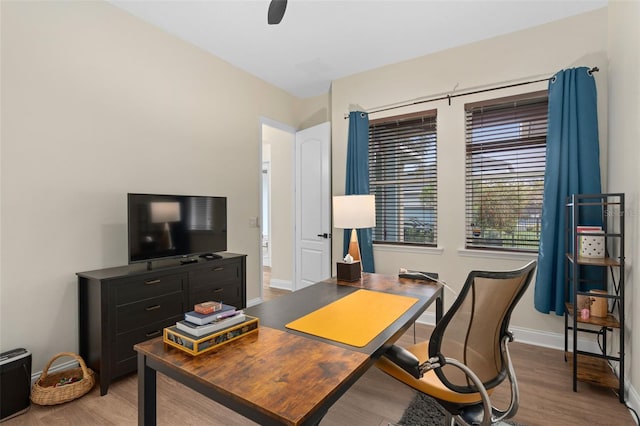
[589,290,609,317]
[337,261,361,281]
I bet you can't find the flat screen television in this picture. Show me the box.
[127,193,227,265]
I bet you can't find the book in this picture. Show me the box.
[176,312,247,337]
[194,301,223,315]
[184,304,237,325]
[164,316,259,356]
[576,225,602,236]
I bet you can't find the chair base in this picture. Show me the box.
[446,403,516,426]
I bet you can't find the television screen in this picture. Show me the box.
[127,193,227,264]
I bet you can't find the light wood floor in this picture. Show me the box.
[262,266,291,301]
[8,274,635,425]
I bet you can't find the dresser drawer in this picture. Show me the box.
[115,293,185,334]
[112,316,181,377]
[189,261,240,290]
[191,282,241,308]
[113,273,187,305]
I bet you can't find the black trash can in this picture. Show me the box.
[0,348,32,422]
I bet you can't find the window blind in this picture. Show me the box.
[369,111,437,246]
[188,197,213,231]
[465,92,548,251]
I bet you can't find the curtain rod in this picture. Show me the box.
[343,67,599,119]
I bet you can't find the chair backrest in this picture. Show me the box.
[428,261,537,394]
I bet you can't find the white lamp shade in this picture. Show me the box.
[332,195,376,229]
[150,202,181,223]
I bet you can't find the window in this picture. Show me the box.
[369,110,437,246]
[465,91,548,251]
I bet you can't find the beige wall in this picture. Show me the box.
[295,92,331,130]
[607,0,640,407]
[0,1,296,370]
[331,8,609,338]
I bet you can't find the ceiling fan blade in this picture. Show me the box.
[268,0,287,25]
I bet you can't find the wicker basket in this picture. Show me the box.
[31,352,95,405]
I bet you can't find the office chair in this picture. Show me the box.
[376,261,537,426]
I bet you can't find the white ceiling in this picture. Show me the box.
[109,0,607,99]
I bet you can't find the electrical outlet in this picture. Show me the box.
[249,217,259,228]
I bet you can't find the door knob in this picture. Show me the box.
[316,233,331,239]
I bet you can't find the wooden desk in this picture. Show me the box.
[134,273,443,425]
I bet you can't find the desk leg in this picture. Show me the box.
[138,353,157,426]
[435,288,444,324]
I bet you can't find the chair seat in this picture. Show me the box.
[375,341,491,405]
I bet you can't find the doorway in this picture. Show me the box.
[259,119,331,299]
[260,119,296,298]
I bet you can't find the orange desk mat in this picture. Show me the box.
[285,289,419,347]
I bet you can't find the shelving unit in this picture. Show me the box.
[564,193,625,403]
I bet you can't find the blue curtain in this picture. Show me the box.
[534,67,602,315]
[344,111,375,272]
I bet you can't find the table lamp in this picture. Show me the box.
[150,201,181,250]
[333,195,376,277]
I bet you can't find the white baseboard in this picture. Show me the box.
[416,312,598,352]
[269,279,292,291]
[247,297,262,307]
[628,384,640,425]
[30,359,79,385]
[248,279,293,307]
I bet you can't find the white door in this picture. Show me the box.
[295,122,331,290]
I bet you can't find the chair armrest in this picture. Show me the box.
[382,345,421,379]
[442,334,519,426]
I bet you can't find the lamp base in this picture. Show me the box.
[347,228,362,266]
[336,261,361,282]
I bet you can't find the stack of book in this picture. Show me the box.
[163,301,259,356]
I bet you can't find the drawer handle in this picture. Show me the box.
[145,279,161,285]
[145,304,161,311]
[146,330,161,338]
[212,288,223,293]
[213,267,224,272]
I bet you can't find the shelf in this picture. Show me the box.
[565,253,621,267]
[564,193,625,402]
[566,201,622,207]
[564,352,619,389]
[565,194,624,208]
[565,303,620,328]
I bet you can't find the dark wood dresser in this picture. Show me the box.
[77,253,246,395]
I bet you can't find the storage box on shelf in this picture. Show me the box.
[564,193,625,403]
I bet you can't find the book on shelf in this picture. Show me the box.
[576,225,602,235]
[176,312,247,337]
[184,304,237,325]
[164,316,259,356]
